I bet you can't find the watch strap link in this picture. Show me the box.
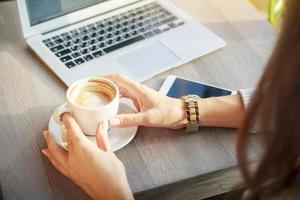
[181,95,201,132]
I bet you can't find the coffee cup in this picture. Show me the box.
[53,76,119,136]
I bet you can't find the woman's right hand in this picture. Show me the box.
[106,74,187,129]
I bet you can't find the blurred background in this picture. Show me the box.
[0,0,286,29]
[251,0,285,29]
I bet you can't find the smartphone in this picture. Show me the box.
[159,75,235,98]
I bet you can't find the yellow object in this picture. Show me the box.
[250,0,285,27]
[269,0,285,26]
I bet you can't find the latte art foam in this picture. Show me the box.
[75,90,111,108]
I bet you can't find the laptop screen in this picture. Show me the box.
[25,0,109,26]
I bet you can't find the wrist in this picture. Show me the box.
[168,98,188,129]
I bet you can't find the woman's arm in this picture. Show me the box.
[198,94,246,128]
[107,74,248,129]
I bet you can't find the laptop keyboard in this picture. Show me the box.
[42,2,185,69]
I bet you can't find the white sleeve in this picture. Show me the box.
[238,89,255,108]
[238,88,260,133]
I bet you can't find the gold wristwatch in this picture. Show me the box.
[180,95,201,132]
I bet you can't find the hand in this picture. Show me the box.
[42,113,133,200]
[106,74,187,129]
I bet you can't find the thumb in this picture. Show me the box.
[61,113,87,145]
[109,113,144,127]
[96,121,111,152]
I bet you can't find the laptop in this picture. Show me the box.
[16,0,225,86]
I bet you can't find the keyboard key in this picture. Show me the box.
[60,55,72,62]
[98,42,107,48]
[168,23,177,28]
[89,45,98,51]
[160,16,177,25]
[138,28,146,33]
[70,30,79,36]
[103,35,144,53]
[73,38,80,44]
[80,48,90,55]
[105,33,113,39]
[122,27,129,33]
[80,29,88,34]
[97,36,105,42]
[55,49,71,57]
[71,45,80,51]
[80,42,88,48]
[88,39,96,45]
[144,31,155,38]
[55,38,64,44]
[153,29,162,34]
[74,58,85,65]
[105,21,113,26]
[92,50,104,58]
[71,52,81,58]
[43,39,51,43]
[114,24,122,29]
[52,36,60,40]
[131,30,138,36]
[98,29,106,35]
[63,41,72,47]
[83,54,94,61]
[50,45,64,52]
[114,30,121,35]
[64,35,72,41]
[123,33,131,39]
[65,61,76,68]
[96,23,105,29]
[90,32,98,38]
[173,19,185,26]
[81,35,89,41]
[106,26,114,32]
[106,39,115,45]
[115,36,123,42]
[130,24,137,30]
[45,42,55,47]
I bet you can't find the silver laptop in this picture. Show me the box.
[17,0,225,86]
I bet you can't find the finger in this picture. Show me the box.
[96,121,111,152]
[43,130,68,168]
[42,149,69,177]
[61,113,87,145]
[109,113,144,127]
[104,74,142,98]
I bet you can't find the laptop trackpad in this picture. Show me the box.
[117,42,180,78]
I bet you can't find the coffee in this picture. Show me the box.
[75,90,111,108]
[69,79,116,109]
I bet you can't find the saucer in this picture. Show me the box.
[48,102,138,152]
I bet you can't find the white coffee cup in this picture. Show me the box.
[53,76,119,136]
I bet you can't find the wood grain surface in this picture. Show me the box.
[0,0,276,199]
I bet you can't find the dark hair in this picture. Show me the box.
[236,0,300,199]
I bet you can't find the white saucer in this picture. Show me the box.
[48,102,138,152]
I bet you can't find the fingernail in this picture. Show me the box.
[100,120,109,131]
[42,149,48,157]
[43,131,48,139]
[109,117,120,127]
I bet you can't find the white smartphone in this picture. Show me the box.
[159,75,236,98]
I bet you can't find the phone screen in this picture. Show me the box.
[166,78,232,98]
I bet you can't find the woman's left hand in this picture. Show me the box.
[42,113,133,200]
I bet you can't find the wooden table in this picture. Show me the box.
[0,0,276,199]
